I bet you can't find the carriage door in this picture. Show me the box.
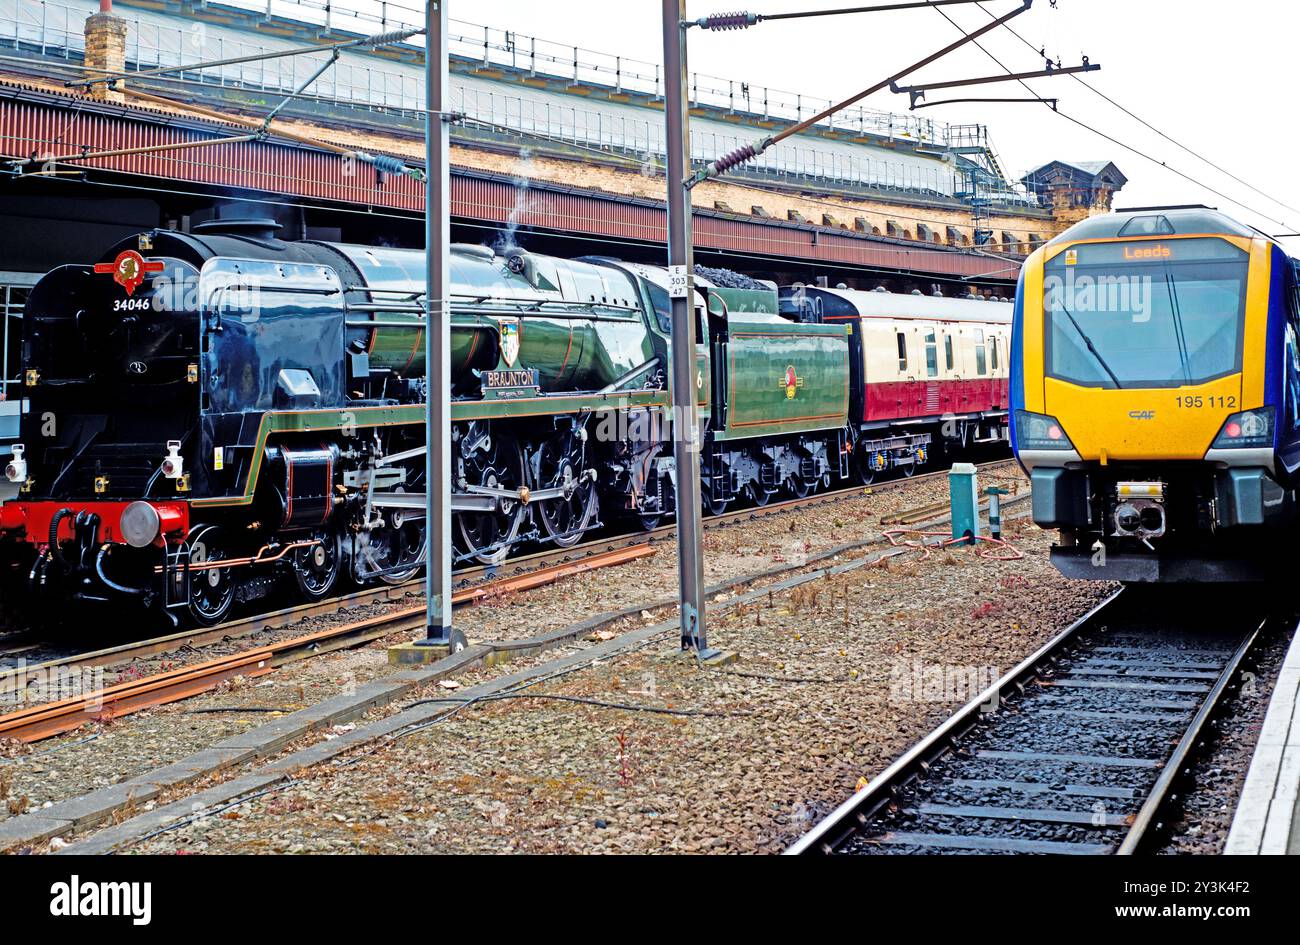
[922,326,940,416]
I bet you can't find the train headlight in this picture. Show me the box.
[1211,407,1274,450]
[119,501,162,548]
[1014,410,1075,451]
[3,444,25,483]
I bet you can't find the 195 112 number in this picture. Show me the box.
[1176,396,1236,409]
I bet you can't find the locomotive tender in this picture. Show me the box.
[0,220,1009,626]
[1011,205,1300,582]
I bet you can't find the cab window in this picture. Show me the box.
[647,283,672,333]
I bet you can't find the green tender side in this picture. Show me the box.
[708,286,779,316]
[717,315,850,441]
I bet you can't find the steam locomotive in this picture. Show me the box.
[0,220,1010,627]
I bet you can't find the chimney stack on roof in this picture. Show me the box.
[85,0,128,104]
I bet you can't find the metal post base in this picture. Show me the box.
[420,626,468,653]
[678,645,739,667]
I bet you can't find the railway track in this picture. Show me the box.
[0,458,1018,744]
[0,545,655,741]
[2,457,1017,664]
[788,586,1281,855]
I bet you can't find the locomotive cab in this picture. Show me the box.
[1012,206,1300,582]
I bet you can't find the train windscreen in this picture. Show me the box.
[1042,237,1249,389]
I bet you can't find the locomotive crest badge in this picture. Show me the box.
[483,317,538,399]
[499,319,521,367]
[782,365,803,399]
[93,249,165,297]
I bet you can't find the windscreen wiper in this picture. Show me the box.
[1058,300,1123,389]
[1164,272,1193,385]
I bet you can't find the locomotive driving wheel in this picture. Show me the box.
[292,528,341,600]
[187,525,236,627]
[357,498,426,586]
[456,427,527,565]
[534,432,599,548]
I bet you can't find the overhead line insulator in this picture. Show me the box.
[694,12,760,30]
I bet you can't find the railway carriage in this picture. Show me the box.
[781,285,1012,482]
[1011,205,1300,582]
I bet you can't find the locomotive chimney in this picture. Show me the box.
[505,248,539,288]
[85,0,128,104]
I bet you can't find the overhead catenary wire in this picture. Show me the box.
[932,2,1296,232]
[65,25,427,89]
[691,0,1034,185]
[973,1,1300,220]
[690,0,990,29]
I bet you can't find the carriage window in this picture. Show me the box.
[975,329,988,376]
[924,330,938,378]
[896,331,907,371]
[944,334,954,371]
[990,336,999,371]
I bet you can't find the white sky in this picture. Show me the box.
[460,0,1300,246]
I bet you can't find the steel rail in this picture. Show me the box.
[1,459,1017,683]
[0,544,655,743]
[788,593,1270,855]
[1115,616,1267,855]
[0,458,1020,662]
[785,589,1124,854]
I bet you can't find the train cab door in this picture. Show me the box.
[1279,260,1300,475]
[694,293,711,424]
[706,293,729,430]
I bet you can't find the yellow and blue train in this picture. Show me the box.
[1011,205,1300,582]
